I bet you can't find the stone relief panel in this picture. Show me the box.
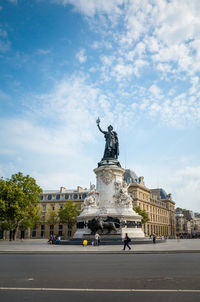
[99,169,114,185]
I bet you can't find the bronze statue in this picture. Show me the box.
[96,117,119,159]
[88,216,119,235]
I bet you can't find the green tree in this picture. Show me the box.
[19,206,42,232]
[133,206,149,224]
[0,172,42,240]
[58,201,80,237]
[46,209,59,226]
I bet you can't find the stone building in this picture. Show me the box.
[35,186,88,239]
[125,169,176,238]
[175,208,200,238]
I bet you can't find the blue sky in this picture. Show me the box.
[0,0,200,211]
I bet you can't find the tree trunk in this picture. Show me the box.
[13,226,18,241]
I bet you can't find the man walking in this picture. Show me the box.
[123,233,131,250]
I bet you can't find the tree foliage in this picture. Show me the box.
[0,172,42,239]
[58,201,80,229]
[133,206,149,224]
[46,209,59,226]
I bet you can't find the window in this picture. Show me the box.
[40,195,43,201]
[52,195,56,201]
[61,195,64,200]
[41,225,45,237]
[60,204,63,209]
[82,193,87,199]
[77,204,81,210]
[42,204,46,211]
[42,215,45,222]
[59,225,63,236]
[74,194,78,200]
[68,228,72,237]
[56,194,60,200]
[129,192,133,197]
[32,226,36,238]
[48,194,52,201]
[51,206,55,211]
[32,230,36,237]
[65,194,69,200]
[50,225,54,235]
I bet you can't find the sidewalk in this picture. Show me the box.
[0,239,200,254]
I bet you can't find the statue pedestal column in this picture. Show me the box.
[74,165,145,239]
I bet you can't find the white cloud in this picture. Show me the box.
[36,48,51,55]
[52,0,123,17]
[0,28,10,52]
[76,49,87,63]
[149,84,162,98]
[169,166,200,211]
[112,63,134,81]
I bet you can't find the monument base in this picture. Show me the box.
[74,164,145,240]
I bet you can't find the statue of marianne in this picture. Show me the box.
[96,117,119,159]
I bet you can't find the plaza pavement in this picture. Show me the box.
[0,239,200,254]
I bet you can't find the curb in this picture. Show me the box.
[0,250,200,255]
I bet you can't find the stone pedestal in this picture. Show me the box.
[74,164,145,239]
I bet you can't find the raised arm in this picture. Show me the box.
[96,117,106,134]
[97,123,106,134]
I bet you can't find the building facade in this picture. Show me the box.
[35,186,89,239]
[125,169,176,238]
[176,208,200,238]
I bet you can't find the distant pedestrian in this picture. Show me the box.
[48,234,53,244]
[153,234,156,244]
[95,233,100,246]
[56,236,61,244]
[123,233,131,250]
[52,235,57,244]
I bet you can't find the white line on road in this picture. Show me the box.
[0,287,200,293]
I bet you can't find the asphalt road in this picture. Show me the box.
[0,253,200,302]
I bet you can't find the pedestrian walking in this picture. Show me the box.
[123,233,131,250]
[153,234,156,244]
[95,233,100,246]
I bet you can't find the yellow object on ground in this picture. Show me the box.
[83,240,87,246]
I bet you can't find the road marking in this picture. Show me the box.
[0,287,200,293]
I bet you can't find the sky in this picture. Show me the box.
[0,0,200,212]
